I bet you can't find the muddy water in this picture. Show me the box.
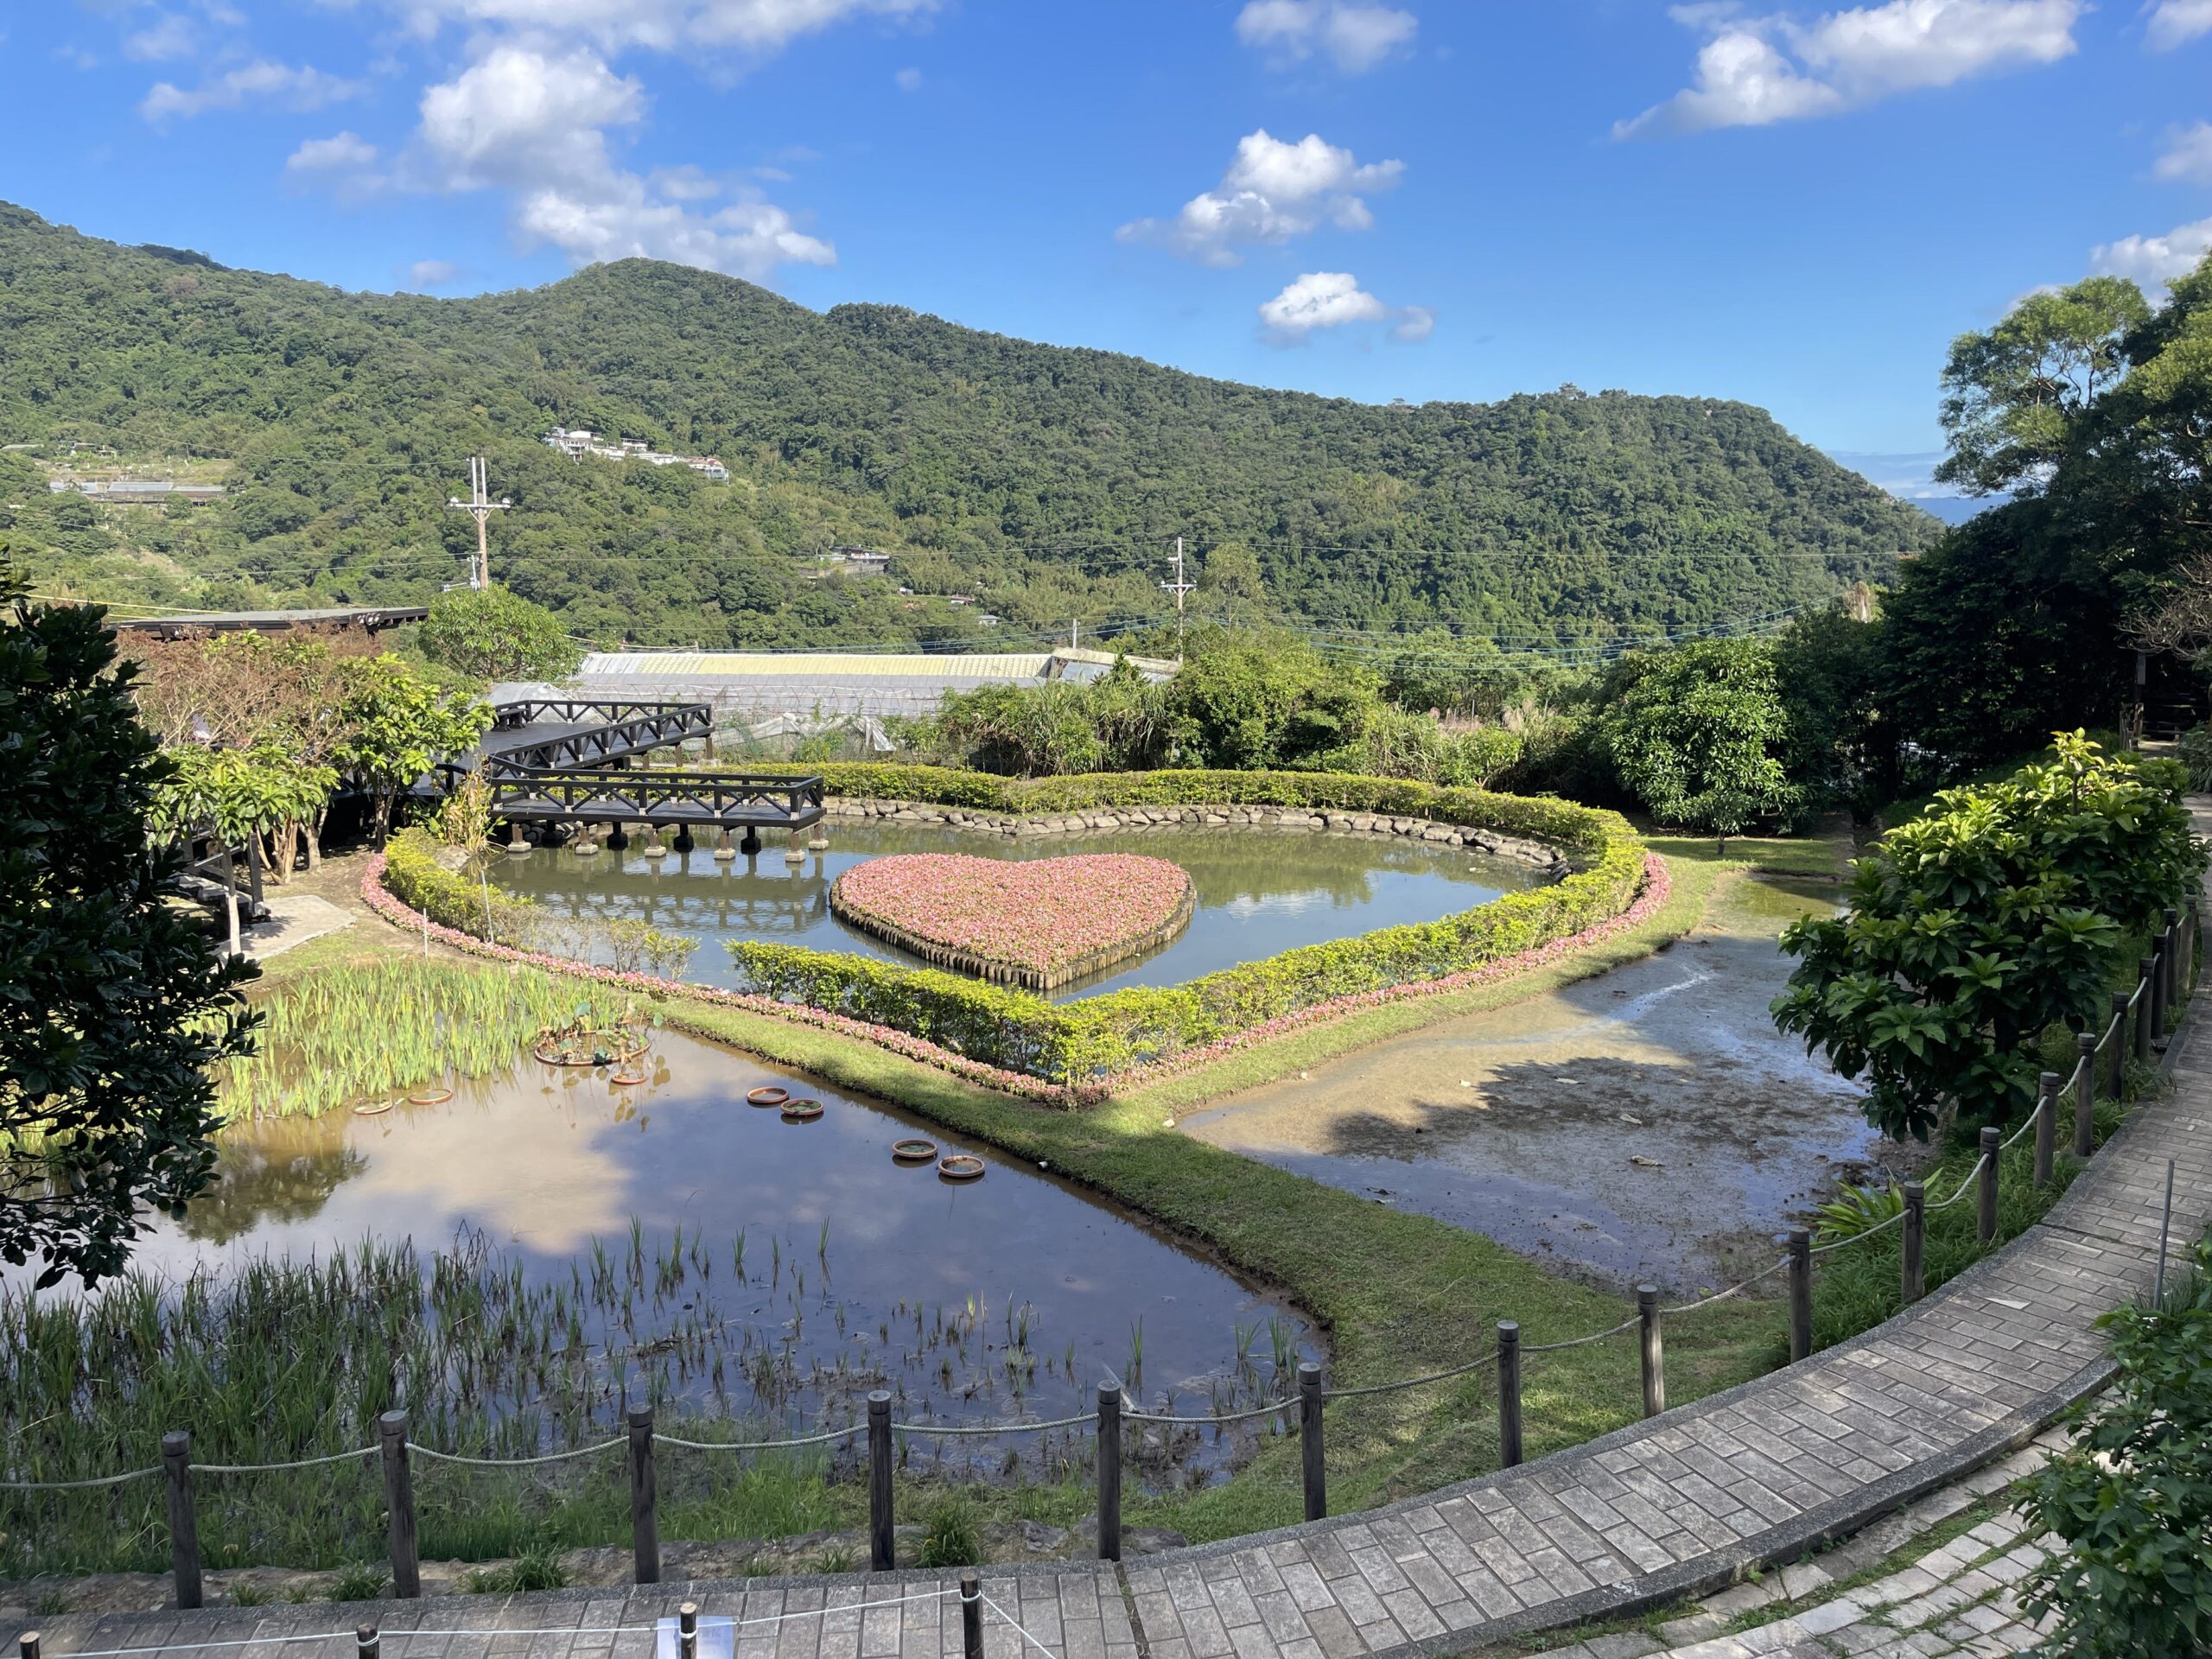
[114,1030,1313,1461]
[493,822,1537,999]
[1181,874,1900,1293]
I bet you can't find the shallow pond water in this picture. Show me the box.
[1183,874,1897,1294]
[492,822,1538,999]
[105,1029,1315,1468]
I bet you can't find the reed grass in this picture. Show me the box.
[214,960,639,1122]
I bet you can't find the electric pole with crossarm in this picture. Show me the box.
[447,456,509,588]
[1160,536,1196,661]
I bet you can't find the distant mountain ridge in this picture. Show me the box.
[0,202,1940,650]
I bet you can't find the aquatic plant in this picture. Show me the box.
[214,960,637,1122]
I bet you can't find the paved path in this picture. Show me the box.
[10,886,2209,1659]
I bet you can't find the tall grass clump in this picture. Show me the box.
[214,958,640,1122]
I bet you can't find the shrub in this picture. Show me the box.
[2018,1235,2212,1659]
[916,1497,982,1568]
[1601,639,1800,836]
[728,768,1645,1081]
[1774,733,2202,1140]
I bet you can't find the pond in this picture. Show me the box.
[102,1029,1315,1472]
[492,821,1541,999]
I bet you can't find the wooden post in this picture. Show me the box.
[1095,1382,1122,1562]
[356,1628,379,1659]
[679,1603,698,1659]
[1496,1321,1522,1469]
[1299,1362,1326,1521]
[868,1391,894,1572]
[1788,1230,1813,1363]
[1901,1183,1925,1304]
[2034,1070,2057,1191]
[2165,908,2183,1012]
[378,1410,419,1599]
[163,1429,201,1610]
[2074,1033,2098,1160]
[785,828,805,864]
[628,1408,659,1585]
[1977,1126,2001,1245]
[1637,1286,1664,1417]
[2152,940,2170,1048]
[960,1573,983,1659]
[2107,991,2129,1103]
[2138,959,2157,1063]
[16,1638,35,1659]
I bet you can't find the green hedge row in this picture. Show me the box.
[731,768,1647,1082]
[384,829,546,946]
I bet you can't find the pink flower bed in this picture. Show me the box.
[830,853,1192,975]
[364,850,1669,1105]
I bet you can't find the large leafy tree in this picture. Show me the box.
[1600,639,1800,842]
[416,585,583,683]
[149,746,338,958]
[1773,734,2201,1141]
[330,655,492,843]
[0,563,258,1287]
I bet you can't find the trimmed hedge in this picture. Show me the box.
[384,829,545,945]
[730,768,1646,1082]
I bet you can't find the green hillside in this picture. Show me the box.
[0,202,1937,650]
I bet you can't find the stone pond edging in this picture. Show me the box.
[823,797,1576,875]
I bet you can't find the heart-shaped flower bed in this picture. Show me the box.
[830,853,1195,990]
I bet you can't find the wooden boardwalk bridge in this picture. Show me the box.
[468,698,827,849]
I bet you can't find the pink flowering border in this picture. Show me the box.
[363,851,1669,1106]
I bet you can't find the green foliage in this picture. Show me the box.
[417,585,582,683]
[2019,1235,2212,1659]
[0,563,259,1287]
[1166,632,1377,770]
[1810,1181,1904,1244]
[717,767,1643,1083]
[328,654,492,841]
[1601,639,1800,836]
[326,1564,388,1604]
[1885,255,2212,766]
[1936,276,2152,498]
[1774,734,2202,1141]
[0,206,1930,646]
[902,661,1172,775]
[2177,724,2212,794]
[916,1498,982,1568]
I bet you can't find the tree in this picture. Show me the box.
[0,563,258,1287]
[1600,639,1800,841]
[1165,629,1377,770]
[1772,734,2201,1141]
[1201,541,1268,629]
[330,655,493,843]
[416,585,582,683]
[2018,1235,2212,1659]
[1936,276,2152,497]
[149,746,337,958]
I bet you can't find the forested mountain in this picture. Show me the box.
[0,202,1937,651]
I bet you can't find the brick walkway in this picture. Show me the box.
[10,900,2209,1659]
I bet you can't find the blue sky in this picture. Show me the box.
[4,1,2210,491]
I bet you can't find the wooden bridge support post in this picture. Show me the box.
[714,829,736,861]
[785,828,805,864]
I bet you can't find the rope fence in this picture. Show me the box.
[5,899,2196,1604]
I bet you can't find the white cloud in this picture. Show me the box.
[391,43,836,283]
[1257,270,1432,342]
[2146,0,2212,49]
[404,258,461,289]
[124,12,198,61]
[2092,218,2212,288]
[1235,1,1417,73]
[1618,0,2079,137]
[1119,129,1403,265]
[286,130,387,200]
[2155,121,2212,183]
[893,65,922,90]
[366,0,935,54]
[141,60,363,121]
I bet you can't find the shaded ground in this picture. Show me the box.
[1182,867,1921,1293]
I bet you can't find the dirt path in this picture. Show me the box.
[1179,868,1916,1293]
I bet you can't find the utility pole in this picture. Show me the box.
[446,456,510,589]
[1160,536,1195,661]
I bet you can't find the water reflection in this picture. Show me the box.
[495,823,1537,998]
[124,1032,1313,1457]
